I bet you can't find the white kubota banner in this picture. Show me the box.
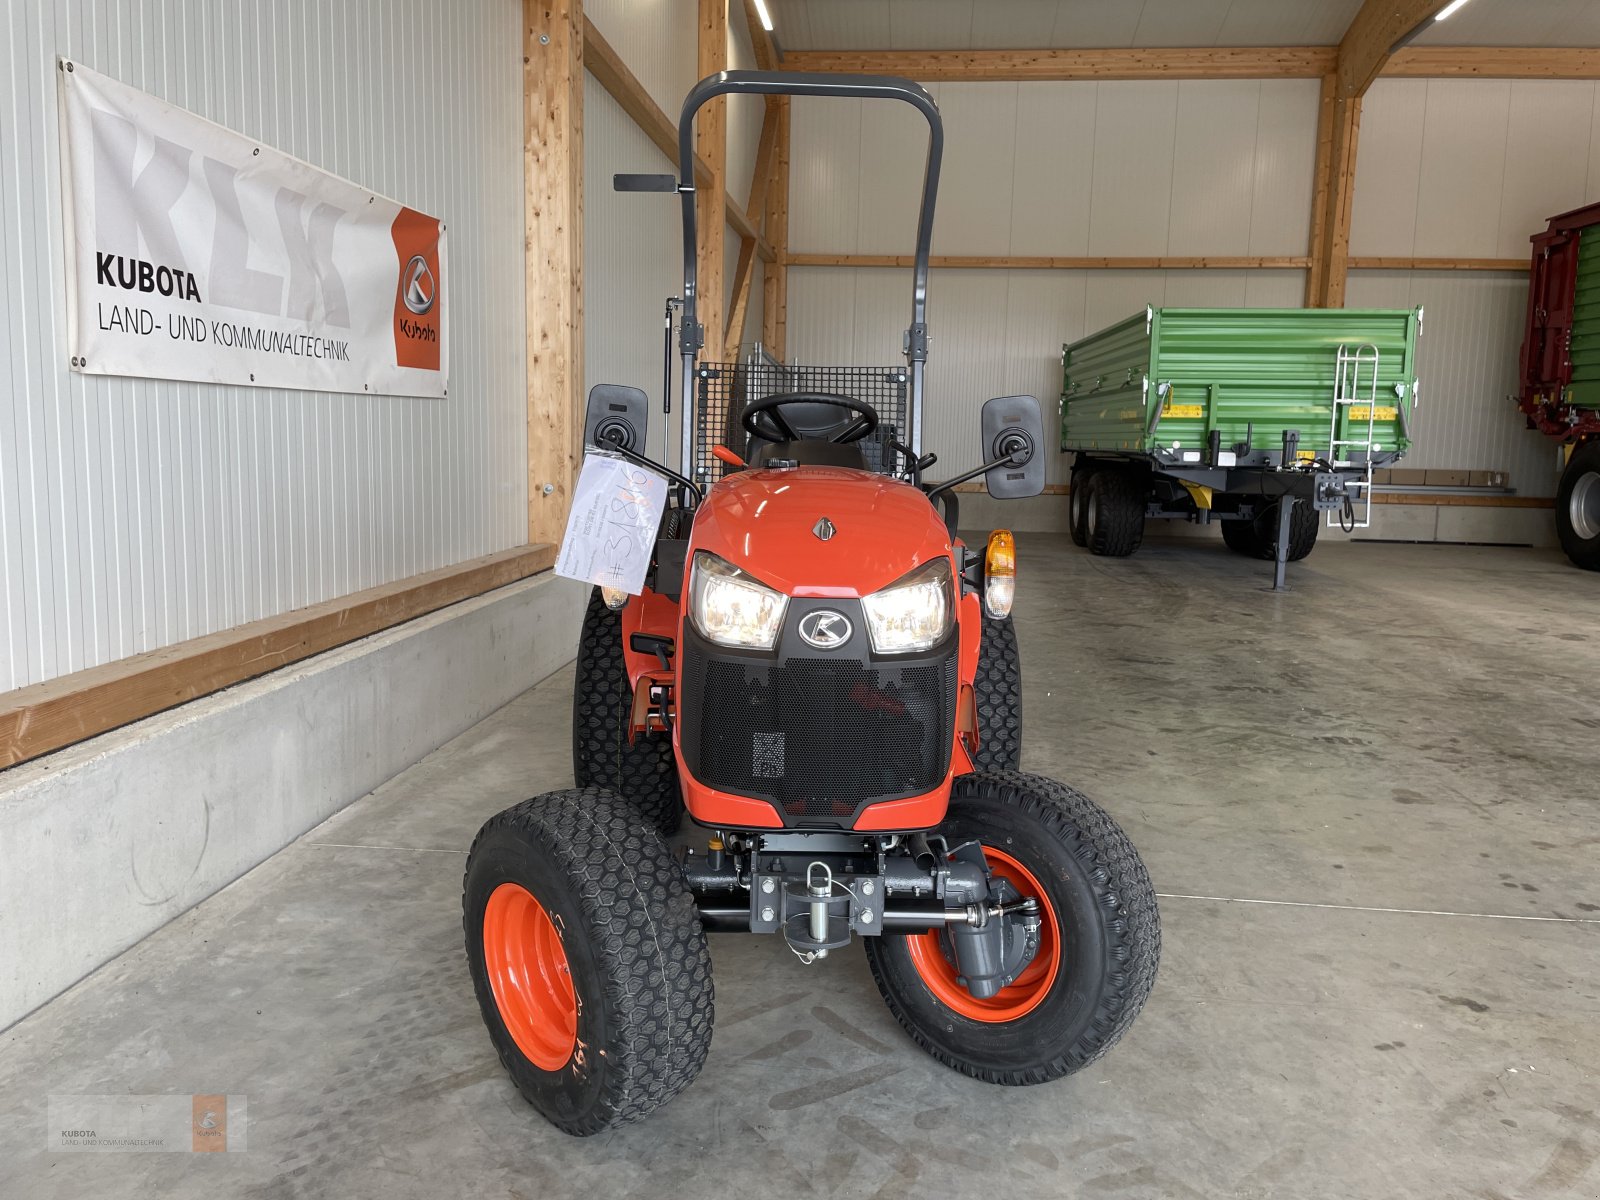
[58,59,447,398]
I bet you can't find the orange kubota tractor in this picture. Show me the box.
[463,70,1160,1135]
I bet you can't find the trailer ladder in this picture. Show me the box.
[1328,343,1381,530]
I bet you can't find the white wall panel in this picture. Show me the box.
[858,89,931,255]
[1500,83,1596,259]
[1354,79,1600,259]
[1349,81,1426,258]
[790,95,863,252]
[584,0,696,120]
[2,0,527,692]
[1168,82,1260,256]
[1414,82,1511,260]
[1010,83,1097,255]
[933,83,1020,255]
[1087,82,1179,255]
[1249,80,1321,255]
[1345,272,1557,497]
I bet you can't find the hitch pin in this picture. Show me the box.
[806,862,833,944]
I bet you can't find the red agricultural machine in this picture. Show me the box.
[1520,202,1600,570]
[461,70,1159,1135]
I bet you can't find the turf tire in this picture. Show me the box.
[1085,469,1145,557]
[864,771,1160,1084]
[571,587,680,834]
[971,613,1022,771]
[463,788,714,1135]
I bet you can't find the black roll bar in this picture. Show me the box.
[673,70,944,478]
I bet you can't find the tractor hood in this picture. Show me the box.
[690,466,952,597]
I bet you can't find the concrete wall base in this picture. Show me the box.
[0,571,583,1031]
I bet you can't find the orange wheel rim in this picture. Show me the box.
[482,882,578,1070]
[906,845,1061,1023]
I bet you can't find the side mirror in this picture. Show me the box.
[981,395,1046,499]
[584,384,649,454]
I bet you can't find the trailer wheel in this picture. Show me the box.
[1219,516,1259,556]
[1085,469,1145,557]
[463,789,714,1136]
[1221,500,1318,561]
[1067,465,1096,547]
[864,771,1160,1084]
[1254,500,1319,562]
[572,587,681,835]
[1556,441,1600,571]
[971,613,1022,771]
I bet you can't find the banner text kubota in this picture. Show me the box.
[58,59,447,398]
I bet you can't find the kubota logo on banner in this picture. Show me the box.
[58,58,448,398]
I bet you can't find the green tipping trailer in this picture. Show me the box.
[1061,305,1422,586]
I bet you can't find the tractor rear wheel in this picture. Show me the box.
[863,771,1160,1084]
[572,587,680,834]
[1085,469,1145,557]
[1556,440,1600,570]
[971,613,1021,771]
[463,788,714,1135]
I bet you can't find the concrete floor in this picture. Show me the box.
[4,535,1599,1200]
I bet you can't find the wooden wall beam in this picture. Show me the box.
[0,545,557,769]
[1349,256,1529,271]
[580,16,771,260]
[786,253,1312,270]
[778,42,1594,84]
[525,0,583,543]
[1305,76,1361,307]
[1385,46,1600,78]
[726,100,780,345]
[761,96,790,360]
[782,46,1338,81]
[696,0,729,362]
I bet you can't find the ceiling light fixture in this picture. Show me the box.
[1434,0,1473,20]
[753,0,774,32]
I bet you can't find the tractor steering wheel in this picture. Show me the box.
[740,392,880,445]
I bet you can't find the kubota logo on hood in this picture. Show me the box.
[798,609,851,650]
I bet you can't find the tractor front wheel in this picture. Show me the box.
[863,771,1159,1083]
[463,788,714,1135]
[970,613,1022,771]
[572,587,681,834]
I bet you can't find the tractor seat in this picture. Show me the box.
[749,439,868,469]
[744,395,871,470]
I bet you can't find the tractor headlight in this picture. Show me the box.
[861,557,954,654]
[688,552,788,650]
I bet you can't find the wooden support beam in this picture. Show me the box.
[786,253,1311,270]
[761,97,790,360]
[697,0,728,362]
[779,41,1589,85]
[741,0,779,70]
[1349,256,1529,271]
[782,46,1337,81]
[725,101,780,345]
[0,545,557,769]
[580,16,771,260]
[524,0,583,544]
[1338,1,1450,98]
[1385,46,1600,78]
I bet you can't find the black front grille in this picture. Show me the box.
[680,632,957,827]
